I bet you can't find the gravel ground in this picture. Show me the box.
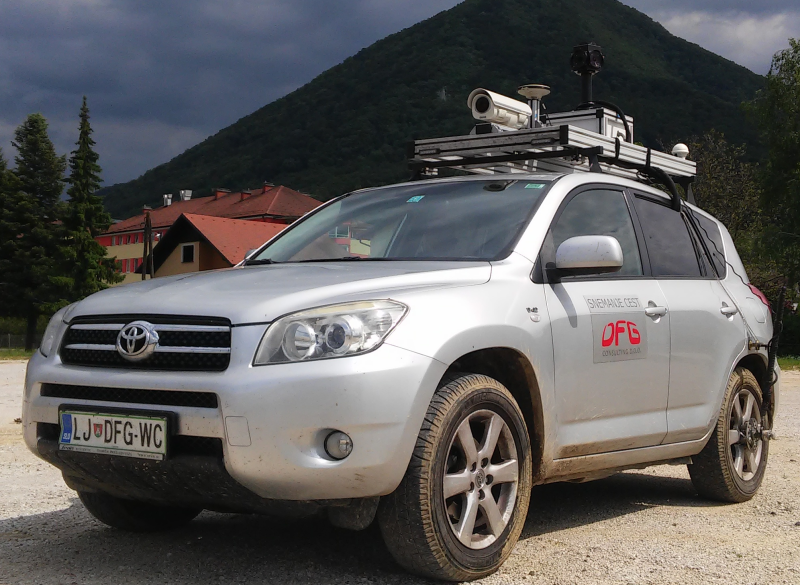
[1,360,798,585]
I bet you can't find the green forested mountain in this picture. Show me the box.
[101,0,764,218]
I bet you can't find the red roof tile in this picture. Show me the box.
[107,185,320,234]
[178,214,287,265]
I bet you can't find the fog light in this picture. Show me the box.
[324,431,353,460]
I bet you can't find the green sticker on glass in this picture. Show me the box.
[407,195,425,203]
[525,183,545,189]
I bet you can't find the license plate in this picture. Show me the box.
[59,411,168,461]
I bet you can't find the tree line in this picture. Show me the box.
[695,40,800,301]
[0,98,121,350]
[0,39,799,353]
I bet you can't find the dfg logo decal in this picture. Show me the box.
[601,320,641,347]
[591,313,648,363]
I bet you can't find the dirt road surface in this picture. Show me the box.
[1,360,798,584]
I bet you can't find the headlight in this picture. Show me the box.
[39,304,76,358]
[253,300,408,365]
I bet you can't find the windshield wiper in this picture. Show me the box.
[245,258,280,266]
[294,257,389,263]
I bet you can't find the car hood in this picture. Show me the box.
[69,262,492,325]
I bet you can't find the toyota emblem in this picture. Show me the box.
[116,321,159,362]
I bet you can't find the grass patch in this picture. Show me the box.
[0,349,34,361]
[778,356,800,370]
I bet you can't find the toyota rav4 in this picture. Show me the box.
[23,173,779,581]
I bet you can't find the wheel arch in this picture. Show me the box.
[736,352,772,416]
[444,347,545,482]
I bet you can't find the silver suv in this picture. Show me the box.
[23,173,779,581]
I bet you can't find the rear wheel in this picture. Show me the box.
[688,367,769,503]
[378,373,532,581]
[79,491,201,532]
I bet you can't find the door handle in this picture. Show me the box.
[720,305,739,316]
[645,306,668,318]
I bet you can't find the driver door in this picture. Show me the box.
[541,187,671,458]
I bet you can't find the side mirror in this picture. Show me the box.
[554,235,623,277]
[244,248,258,261]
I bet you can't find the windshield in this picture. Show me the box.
[249,179,551,263]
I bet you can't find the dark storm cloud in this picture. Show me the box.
[0,0,463,185]
[0,0,797,189]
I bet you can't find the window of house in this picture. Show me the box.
[633,195,704,277]
[546,189,643,277]
[329,226,350,239]
[181,244,195,264]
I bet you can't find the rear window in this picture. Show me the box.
[692,213,727,278]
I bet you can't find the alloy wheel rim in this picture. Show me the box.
[727,388,763,482]
[443,409,519,550]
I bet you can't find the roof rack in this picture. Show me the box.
[408,113,696,211]
[408,43,698,212]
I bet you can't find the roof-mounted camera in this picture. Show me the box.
[571,42,605,103]
[410,43,697,210]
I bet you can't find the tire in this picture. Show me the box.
[688,367,769,503]
[78,491,202,532]
[378,373,532,582]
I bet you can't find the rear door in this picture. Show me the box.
[630,193,746,444]
[541,186,671,458]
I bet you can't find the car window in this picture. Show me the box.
[633,195,703,277]
[549,189,643,277]
[692,213,727,278]
[250,179,550,263]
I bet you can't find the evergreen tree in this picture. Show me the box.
[62,97,121,298]
[7,114,67,349]
[0,149,28,318]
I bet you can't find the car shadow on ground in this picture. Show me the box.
[0,471,720,584]
[522,470,723,540]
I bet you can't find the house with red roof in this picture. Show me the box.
[146,214,286,278]
[97,184,320,284]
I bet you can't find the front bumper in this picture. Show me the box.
[23,324,447,502]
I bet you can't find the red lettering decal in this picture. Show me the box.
[627,322,641,345]
[602,322,615,347]
[615,321,626,346]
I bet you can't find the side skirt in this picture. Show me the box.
[541,427,713,484]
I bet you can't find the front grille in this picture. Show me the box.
[41,383,219,409]
[60,316,232,371]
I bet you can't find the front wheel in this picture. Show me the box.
[688,367,769,503]
[378,373,532,581]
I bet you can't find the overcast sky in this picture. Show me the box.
[0,1,797,188]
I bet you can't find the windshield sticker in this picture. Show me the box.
[584,295,642,313]
[407,195,425,203]
[591,313,648,363]
[525,183,545,189]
